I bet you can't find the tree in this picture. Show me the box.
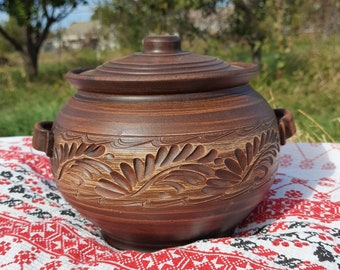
[298,0,339,36]
[0,0,87,79]
[0,17,23,54]
[226,0,270,66]
[93,0,220,51]
[226,0,302,68]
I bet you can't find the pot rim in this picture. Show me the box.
[66,35,259,95]
[66,62,258,95]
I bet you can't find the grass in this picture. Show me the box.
[1,62,73,136]
[0,34,339,142]
[253,35,340,142]
[0,48,123,136]
[204,34,340,142]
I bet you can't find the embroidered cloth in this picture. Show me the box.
[0,137,339,269]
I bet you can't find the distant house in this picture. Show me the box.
[44,37,61,51]
[44,20,117,51]
[190,7,232,34]
[62,21,100,50]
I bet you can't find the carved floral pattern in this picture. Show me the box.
[51,129,280,207]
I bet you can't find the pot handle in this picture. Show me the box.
[32,121,54,157]
[274,109,296,145]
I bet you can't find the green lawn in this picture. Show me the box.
[0,35,339,142]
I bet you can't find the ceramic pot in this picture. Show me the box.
[33,35,296,251]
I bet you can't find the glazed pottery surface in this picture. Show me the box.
[33,35,296,251]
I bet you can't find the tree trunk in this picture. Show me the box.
[251,45,262,68]
[21,50,38,80]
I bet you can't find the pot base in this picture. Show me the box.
[101,227,236,252]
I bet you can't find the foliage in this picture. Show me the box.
[0,0,87,79]
[297,0,338,35]
[0,34,339,142]
[93,0,220,51]
[0,17,23,53]
[0,2,339,141]
[224,0,302,69]
[250,35,340,142]
[217,0,338,78]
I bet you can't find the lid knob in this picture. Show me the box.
[143,35,182,54]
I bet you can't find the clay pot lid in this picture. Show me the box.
[66,35,258,94]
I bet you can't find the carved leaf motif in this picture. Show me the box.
[186,145,205,160]
[224,158,243,175]
[173,144,195,162]
[252,144,278,185]
[198,149,218,163]
[95,144,217,200]
[60,157,113,194]
[134,158,145,181]
[109,169,132,192]
[96,178,128,197]
[246,142,253,165]
[155,146,169,167]
[215,168,241,180]
[120,162,138,188]
[202,130,279,196]
[160,145,180,166]
[84,145,106,157]
[53,142,107,177]
[151,146,217,193]
[235,148,247,170]
[253,137,260,155]
[144,154,155,178]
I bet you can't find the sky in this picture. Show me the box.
[53,1,96,30]
[0,1,96,30]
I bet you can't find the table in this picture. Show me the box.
[0,137,339,269]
